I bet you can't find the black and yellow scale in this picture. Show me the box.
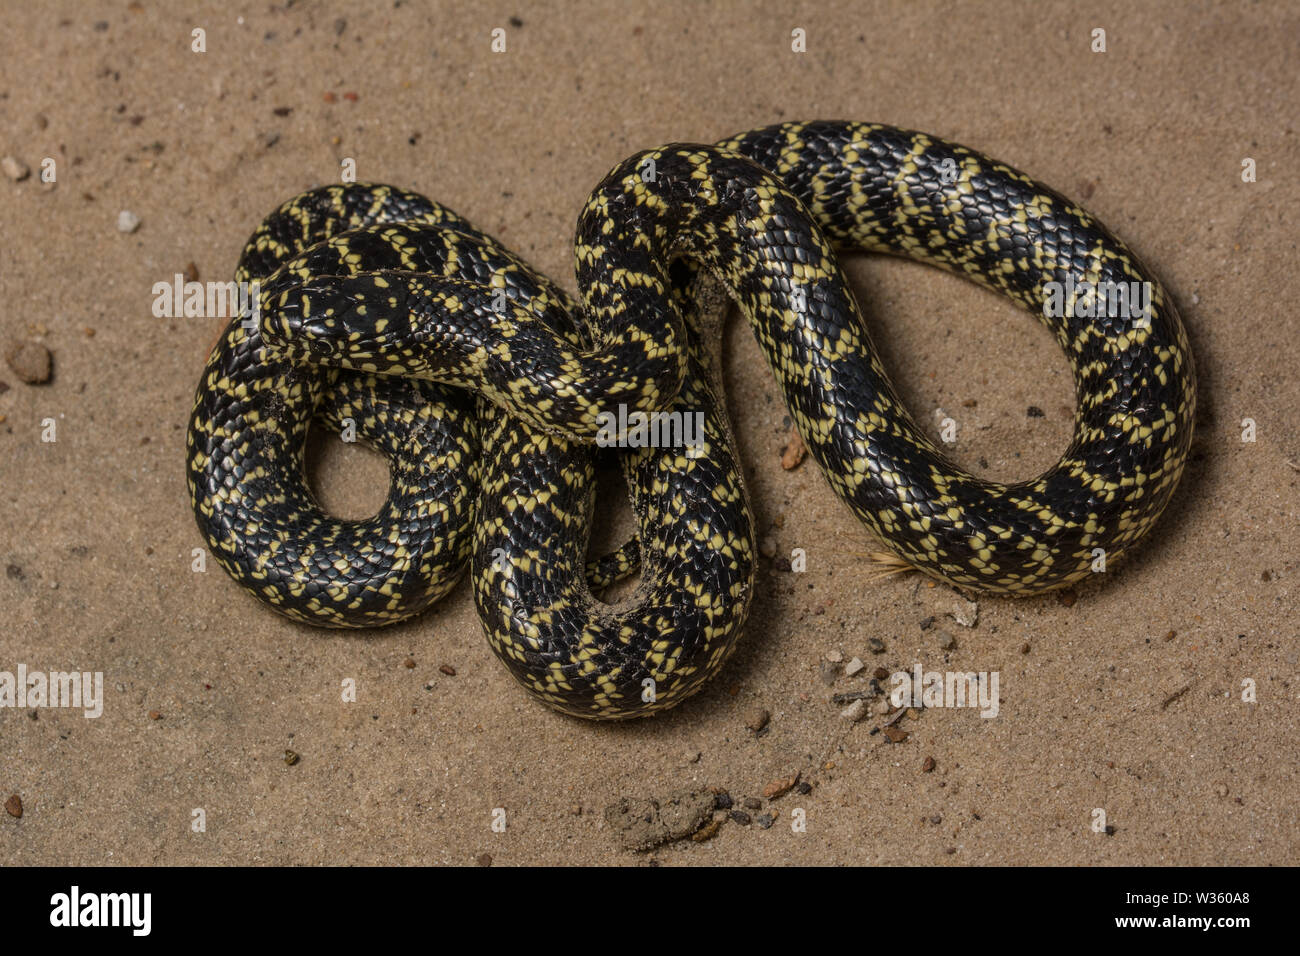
[187,121,1196,718]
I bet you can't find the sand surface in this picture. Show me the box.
[1,0,1297,865]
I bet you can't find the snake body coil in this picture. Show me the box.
[187,121,1195,718]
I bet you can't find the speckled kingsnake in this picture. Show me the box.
[187,121,1195,719]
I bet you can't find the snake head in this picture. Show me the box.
[259,273,412,369]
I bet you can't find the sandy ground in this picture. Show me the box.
[1,0,1297,865]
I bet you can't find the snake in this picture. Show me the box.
[186,121,1196,719]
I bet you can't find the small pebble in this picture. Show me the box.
[922,756,936,773]
[873,666,890,681]
[743,797,762,810]
[4,340,52,384]
[952,600,979,628]
[825,649,843,663]
[1,156,30,181]
[759,536,777,558]
[439,663,456,676]
[284,749,299,765]
[1058,590,1077,608]
[745,708,770,732]
[476,853,493,866]
[868,637,886,654]
[780,429,807,470]
[937,630,957,651]
[755,813,774,829]
[117,210,141,233]
[795,782,812,795]
[844,656,864,677]
[729,809,752,825]
[763,772,799,800]
[403,658,416,669]
[713,792,733,810]
[148,710,162,720]
[840,699,867,722]
[1020,642,1031,655]
[4,794,21,818]
[1027,406,1044,418]
[883,725,908,743]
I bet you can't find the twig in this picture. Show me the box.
[1160,683,1192,710]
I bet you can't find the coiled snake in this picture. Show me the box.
[187,121,1195,718]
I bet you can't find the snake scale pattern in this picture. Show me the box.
[187,121,1195,718]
